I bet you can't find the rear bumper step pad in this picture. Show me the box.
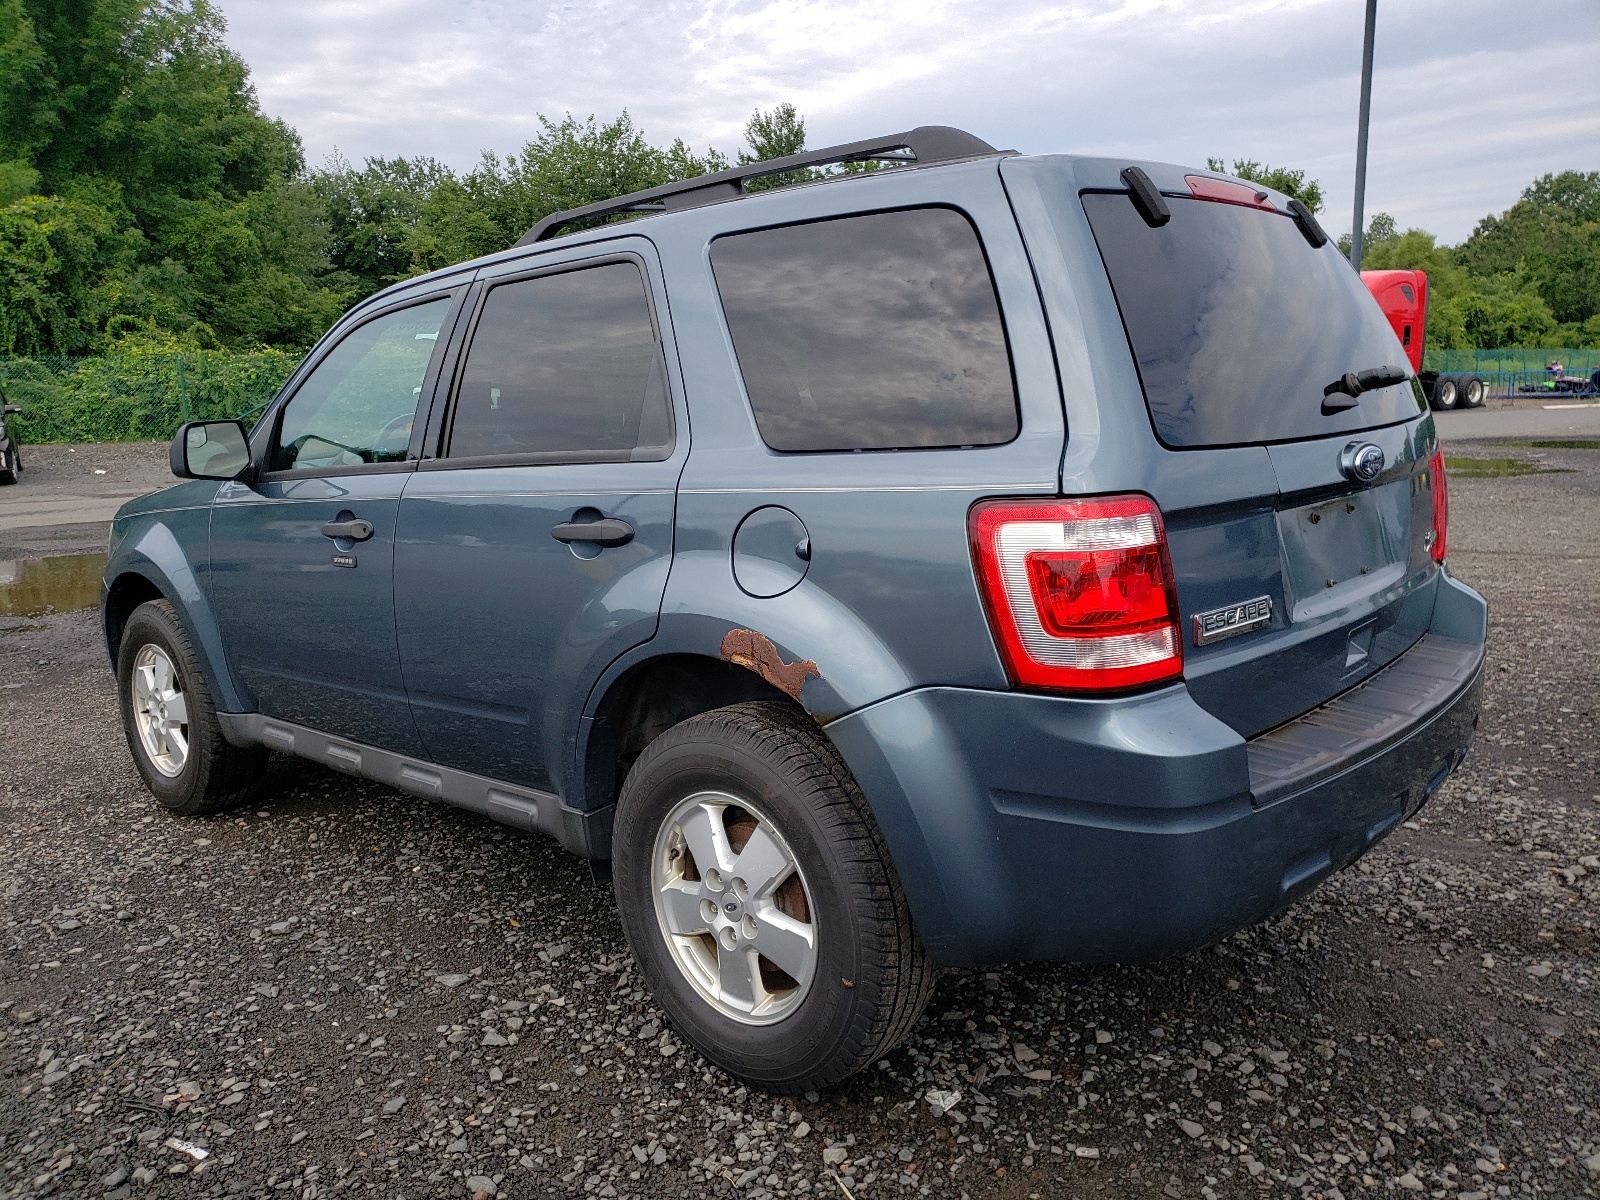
[1247,632,1484,807]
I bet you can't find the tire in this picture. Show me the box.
[117,599,268,815]
[1461,375,1486,408]
[613,700,935,1093]
[0,442,18,485]
[1430,375,1459,410]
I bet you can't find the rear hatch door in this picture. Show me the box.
[1076,173,1441,738]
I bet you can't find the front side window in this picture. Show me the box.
[447,262,672,461]
[711,207,1019,453]
[271,298,451,472]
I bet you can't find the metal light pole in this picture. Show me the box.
[1349,0,1378,267]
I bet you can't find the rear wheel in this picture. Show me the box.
[0,442,18,485]
[1461,375,1486,408]
[1430,375,1459,410]
[117,599,268,815]
[613,701,934,1093]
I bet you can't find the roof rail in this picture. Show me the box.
[515,125,1005,247]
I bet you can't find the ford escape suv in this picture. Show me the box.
[102,126,1486,1093]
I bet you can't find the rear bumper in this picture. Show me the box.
[826,572,1486,967]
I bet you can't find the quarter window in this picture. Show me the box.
[271,298,450,472]
[447,262,672,461]
[711,208,1018,453]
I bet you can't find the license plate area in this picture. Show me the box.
[1279,482,1409,621]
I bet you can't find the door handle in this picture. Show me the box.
[321,519,375,542]
[551,517,634,547]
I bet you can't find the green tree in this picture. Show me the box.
[0,194,132,354]
[742,103,810,191]
[0,0,347,351]
[1206,157,1325,213]
[404,112,729,274]
[311,152,456,294]
[1455,170,1600,324]
[1339,212,1397,258]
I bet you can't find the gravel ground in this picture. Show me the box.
[0,442,174,560]
[1,438,1597,1200]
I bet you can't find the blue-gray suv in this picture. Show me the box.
[102,127,1486,1092]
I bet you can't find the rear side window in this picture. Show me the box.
[448,261,672,461]
[1082,193,1422,448]
[711,208,1018,452]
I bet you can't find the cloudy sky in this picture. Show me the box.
[216,0,1598,246]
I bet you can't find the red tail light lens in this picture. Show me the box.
[1428,446,1449,564]
[969,495,1184,692]
[1185,175,1277,211]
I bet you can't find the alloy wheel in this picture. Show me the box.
[131,643,189,777]
[650,790,817,1025]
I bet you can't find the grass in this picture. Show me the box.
[1443,455,1570,478]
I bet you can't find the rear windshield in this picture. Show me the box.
[1082,192,1423,448]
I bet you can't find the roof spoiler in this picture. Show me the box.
[516,125,1007,247]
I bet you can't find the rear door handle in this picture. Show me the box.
[551,517,634,547]
[321,519,375,542]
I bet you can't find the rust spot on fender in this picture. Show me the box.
[720,629,820,702]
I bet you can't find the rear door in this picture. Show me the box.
[1074,173,1439,737]
[393,244,682,791]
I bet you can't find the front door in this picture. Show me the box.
[394,252,681,790]
[209,292,459,753]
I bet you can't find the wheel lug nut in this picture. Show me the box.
[718,927,738,951]
[742,915,758,940]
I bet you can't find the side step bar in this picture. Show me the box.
[216,713,612,860]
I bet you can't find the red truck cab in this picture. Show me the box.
[1361,268,1428,374]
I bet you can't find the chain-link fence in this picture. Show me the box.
[4,345,1597,445]
[0,353,299,444]
[1424,348,1600,375]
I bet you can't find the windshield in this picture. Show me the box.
[1082,191,1423,448]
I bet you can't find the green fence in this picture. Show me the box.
[1423,348,1600,374]
[0,353,300,444]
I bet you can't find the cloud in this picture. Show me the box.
[219,0,1599,243]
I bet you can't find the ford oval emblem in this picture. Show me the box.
[1339,441,1385,483]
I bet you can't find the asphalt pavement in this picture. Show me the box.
[1435,403,1600,442]
[1,436,1597,1200]
[0,444,175,559]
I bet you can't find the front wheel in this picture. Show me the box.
[613,701,934,1093]
[0,442,18,485]
[117,599,268,815]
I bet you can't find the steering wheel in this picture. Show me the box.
[374,412,414,453]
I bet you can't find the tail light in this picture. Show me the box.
[1185,175,1276,211]
[969,495,1183,693]
[1428,446,1449,564]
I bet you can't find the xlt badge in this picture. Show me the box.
[1193,596,1272,646]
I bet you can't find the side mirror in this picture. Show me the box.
[171,420,254,481]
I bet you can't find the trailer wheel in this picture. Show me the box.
[1430,376,1459,410]
[1461,376,1485,408]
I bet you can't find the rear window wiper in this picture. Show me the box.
[1323,364,1410,414]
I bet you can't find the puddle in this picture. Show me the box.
[0,552,107,616]
[1443,456,1570,479]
